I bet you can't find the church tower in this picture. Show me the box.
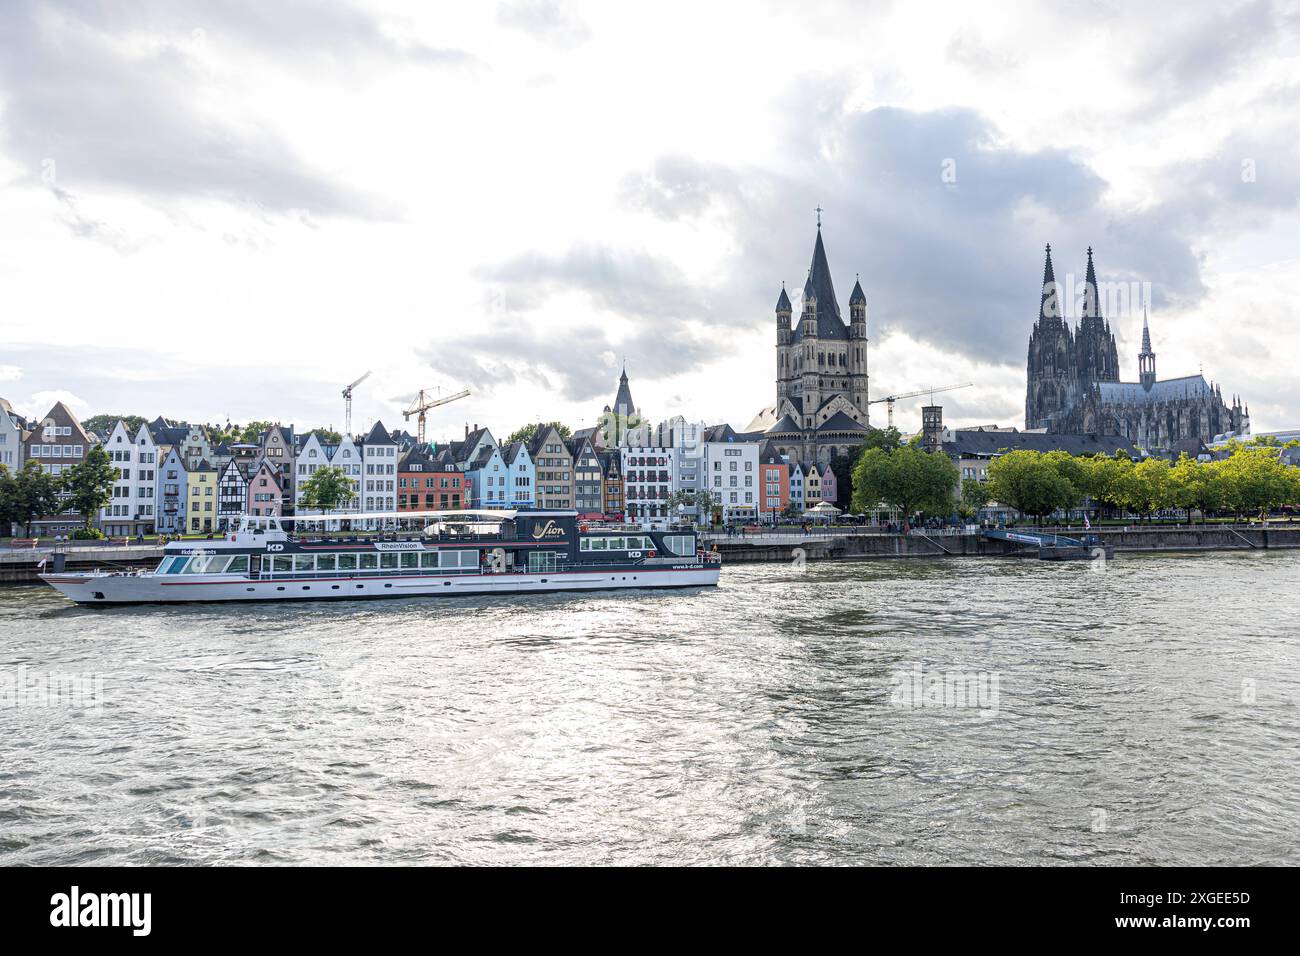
[848,276,869,419]
[798,272,821,430]
[1075,247,1120,386]
[1025,244,1077,429]
[1138,309,1157,390]
[775,285,793,402]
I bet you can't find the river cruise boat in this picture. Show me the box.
[40,510,721,606]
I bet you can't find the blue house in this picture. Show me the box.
[503,440,535,508]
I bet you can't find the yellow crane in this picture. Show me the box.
[868,382,974,428]
[403,387,470,443]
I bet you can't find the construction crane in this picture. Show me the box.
[404,387,470,443]
[341,371,372,436]
[869,382,974,428]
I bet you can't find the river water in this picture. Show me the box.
[2,551,1297,866]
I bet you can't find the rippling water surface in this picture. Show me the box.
[2,551,1298,865]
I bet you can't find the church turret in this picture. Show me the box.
[1076,246,1120,385]
[800,273,820,427]
[848,275,869,418]
[1139,308,1156,390]
[776,284,793,399]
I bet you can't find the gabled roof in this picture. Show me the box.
[941,429,1141,458]
[765,414,802,435]
[503,440,529,465]
[818,410,868,433]
[1096,375,1213,405]
[702,423,737,443]
[361,420,394,445]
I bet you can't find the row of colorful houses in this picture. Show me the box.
[2,369,843,535]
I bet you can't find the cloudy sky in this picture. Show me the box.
[2,0,1298,438]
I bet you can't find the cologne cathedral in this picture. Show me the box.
[1025,245,1248,450]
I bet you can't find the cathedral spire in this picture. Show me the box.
[1038,244,1061,323]
[776,283,791,312]
[1082,246,1104,322]
[1139,306,1156,389]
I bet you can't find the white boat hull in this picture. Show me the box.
[40,566,721,605]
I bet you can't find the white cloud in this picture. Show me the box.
[0,0,1296,435]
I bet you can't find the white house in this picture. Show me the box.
[620,446,676,528]
[360,421,398,520]
[0,397,24,473]
[702,440,759,522]
[99,420,158,537]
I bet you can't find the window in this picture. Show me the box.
[338,553,358,571]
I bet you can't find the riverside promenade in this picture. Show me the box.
[0,540,164,583]
[701,523,1300,563]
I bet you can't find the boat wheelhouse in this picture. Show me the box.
[40,510,721,605]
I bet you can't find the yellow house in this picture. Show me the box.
[187,459,220,534]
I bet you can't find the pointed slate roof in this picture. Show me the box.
[776,285,792,312]
[1081,246,1104,322]
[1140,308,1153,356]
[1038,244,1061,324]
[793,228,848,342]
[361,420,395,445]
[612,365,636,415]
[849,276,866,306]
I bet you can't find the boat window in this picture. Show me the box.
[205,556,232,574]
[293,554,314,572]
[589,538,606,551]
[379,553,399,570]
[440,549,477,569]
[316,554,337,571]
[527,551,558,573]
[157,556,186,574]
[359,553,378,570]
[400,552,419,570]
[337,553,357,571]
[662,534,695,556]
[181,555,215,574]
[270,555,292,573]
[607,538,625,550]
[227,555,249,574]
[420,552,440,568]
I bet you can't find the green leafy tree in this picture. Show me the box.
[9,460,63,536]
[1217,446,1294,517]
[987,450,1077,524]
[299,466,354,512]
[668,489,714,527]
[1129,457,1175,521]
[238,421,275,443]
[82,414,147,437]
[310,428,343,444]
[959,478,990,519]
[506,422,573,447]
[1080,454,1139,518]
[1168,455,1222,522]
[61,445,118,532]
[0,464,19,535]
[850,444,958,530]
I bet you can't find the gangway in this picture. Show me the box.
[982,528,1114,561]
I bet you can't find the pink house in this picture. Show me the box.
[247,459,283,517]
[820,463,838,508]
